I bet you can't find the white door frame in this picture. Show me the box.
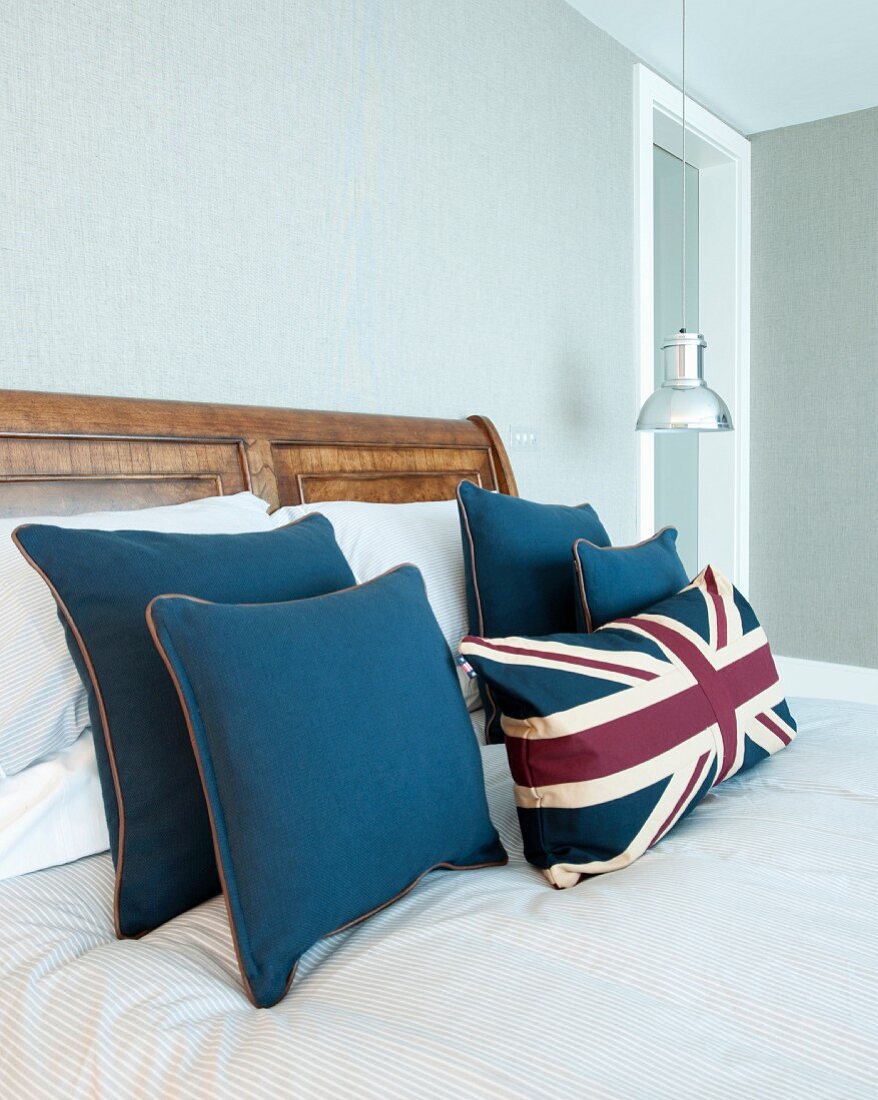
[635,64,751,592]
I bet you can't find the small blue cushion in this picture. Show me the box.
[573,527,689,631]
[13,516,356,937]
[148,565,506,1008]
[456,481,610,742]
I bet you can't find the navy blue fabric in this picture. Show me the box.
[518,776,673,870]
[148,565,506,1008]
[733,586,760,633]
[14,516,356,937]
[739,738,770,772]
[772,698,796,729]
[573,527,689,631]
[647,583,711,642]
[456,481,610,741]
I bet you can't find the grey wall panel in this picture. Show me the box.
[750,106,878,668]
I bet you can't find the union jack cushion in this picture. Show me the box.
[459,565,796,888]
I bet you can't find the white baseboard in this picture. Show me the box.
[774,656,878,706]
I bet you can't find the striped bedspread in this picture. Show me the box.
[1,699,875,1099]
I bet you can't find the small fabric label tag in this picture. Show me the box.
[456,654,478,680]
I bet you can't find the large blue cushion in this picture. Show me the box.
[13,516,356,937]
[456,480,610,742]
[573,526,689,631]
[147,565,506,1008]
[460,566,796,888]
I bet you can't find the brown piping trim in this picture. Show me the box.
[10,510,326,941]
[146,586,506,1008]
[146,561,426,615]
[147,600,260,1004]
[454,484,486,637]
[572,526,678,633]
[12,525,129,939]
[455,483,499,739]
[580,525,676,553]
[572,540,594,633]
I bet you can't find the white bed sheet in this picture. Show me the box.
[0,698,875,1099]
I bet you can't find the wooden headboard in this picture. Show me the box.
[0,389,517,517]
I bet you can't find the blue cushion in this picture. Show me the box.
[13,516,356,937]
[573,527,689,631]
[456,480,610,742]
[460,566,796,888]
[147,565,506,1008]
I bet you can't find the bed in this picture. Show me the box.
[0,390,875,1098]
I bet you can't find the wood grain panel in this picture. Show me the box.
[295,471,483,504]
[0,389,517,517]
[0,434,248,517]
[271,442,495,505]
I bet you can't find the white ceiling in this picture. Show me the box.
[565,0,878,134]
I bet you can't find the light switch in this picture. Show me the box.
[509,425,539,450]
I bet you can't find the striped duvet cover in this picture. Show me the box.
[1,699,875,1099]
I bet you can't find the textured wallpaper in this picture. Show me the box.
[0,0,638,539]
[750,106,878,668]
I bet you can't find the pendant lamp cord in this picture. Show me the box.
[680,0,687,333]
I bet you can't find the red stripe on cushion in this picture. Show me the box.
[756,710,792,746]
[704,567,727,649]
[720,645,779,709]
[617,620,778,785]
[462,637,658,681]
[506,683,716,787]
[618,617,738,780]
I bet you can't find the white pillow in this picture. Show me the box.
[0,729,108,881]
[272,499,478,708]
[0,492,274,776]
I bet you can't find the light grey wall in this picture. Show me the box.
[653,150,699,577]
[0,0,638,539]
[750,106,878,668]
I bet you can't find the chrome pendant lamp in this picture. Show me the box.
[636,0,733,433]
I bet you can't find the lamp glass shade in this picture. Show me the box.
[636,332,733,432]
